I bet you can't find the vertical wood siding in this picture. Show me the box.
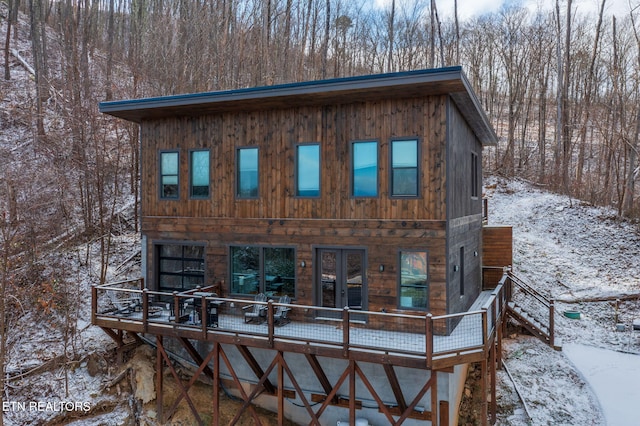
[140,96,448,221]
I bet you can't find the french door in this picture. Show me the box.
[317,248,366,317]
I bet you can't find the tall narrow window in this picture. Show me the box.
[352,141,378,197]
[190,150,210,198]
[471,152,479,198]
[459,246,465,296]
[237,147,259,198]
[296,144,320,197]
[398,251,428,310]
[160,151,179,199]
[391,139,419,197]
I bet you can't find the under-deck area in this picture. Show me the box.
[92,271,509,425]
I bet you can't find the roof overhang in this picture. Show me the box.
[99,66,498,146]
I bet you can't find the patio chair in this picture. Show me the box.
[107,290,139,315]
[243,293,267,323]
[274,295,291,326]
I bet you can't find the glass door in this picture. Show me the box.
[317,249,366,319]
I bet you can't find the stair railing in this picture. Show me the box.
[507,271,555,347]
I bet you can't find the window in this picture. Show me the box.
[296,144,320,197]
[237,147,259,198]
[230,246,296,298]
[460,246,465,296]
[352,141,378,197]
[471,152,479,198]
[398,251,428,309]
[160,151,179,199]
[190,150,210,198]
[157,244,205,292]
[391,139,419,197]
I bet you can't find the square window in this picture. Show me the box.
[157,244,205,292]
[230,246,296,298]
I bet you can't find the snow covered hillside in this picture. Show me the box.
[484,177,640,426]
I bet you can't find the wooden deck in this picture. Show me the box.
[92,279,506,370]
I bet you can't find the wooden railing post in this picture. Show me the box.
[425,313,433,369]
[201,294,207,338]
[173,291,180,323]
[268,300,275,348]
[142,288,149,333]
[139,277,145,290]
[482,309,488,349]
[342,307,350,358]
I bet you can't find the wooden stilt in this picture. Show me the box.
[431,371,438,426]
[439,400,449,426]
[481,358,488,426]
[156,336,164,423]
[349,360,356,425]
[490,344,497,425]
[212,342,219,426]
[278,351,284,426]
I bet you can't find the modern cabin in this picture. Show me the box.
[95,67,516,425]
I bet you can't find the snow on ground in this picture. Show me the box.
[485,177,640,426]
[564,343,640,426]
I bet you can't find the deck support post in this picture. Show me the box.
[431,371,438,425]
[490,343,497,424]
[156,335,164,424]
[278,351,284,425]
[480,358,488,426]
[212,342,219,426]
[349,360,356,425]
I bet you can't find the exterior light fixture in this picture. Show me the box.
[300,260,306,268]
[379,264,384,272]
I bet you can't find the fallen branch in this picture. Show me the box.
[101,367,130,391]
[556,292,640,304]
[6,354,69,381]
[9,49,35,76]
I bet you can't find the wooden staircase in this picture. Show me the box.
[504,272,557,349]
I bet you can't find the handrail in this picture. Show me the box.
[508,273,550,307]
[506,270,555,346]
[93,278,509,365]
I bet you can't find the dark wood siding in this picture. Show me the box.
[140,96,448,222]
[446,100,483,220]
[142,217,449,317]
[445,100,485,315]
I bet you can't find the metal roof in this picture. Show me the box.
[99,66,498,146]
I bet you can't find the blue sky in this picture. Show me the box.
[374,0,638,21]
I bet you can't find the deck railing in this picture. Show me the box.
[92,272,509,368]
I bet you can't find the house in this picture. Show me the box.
[96,66,513,425]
